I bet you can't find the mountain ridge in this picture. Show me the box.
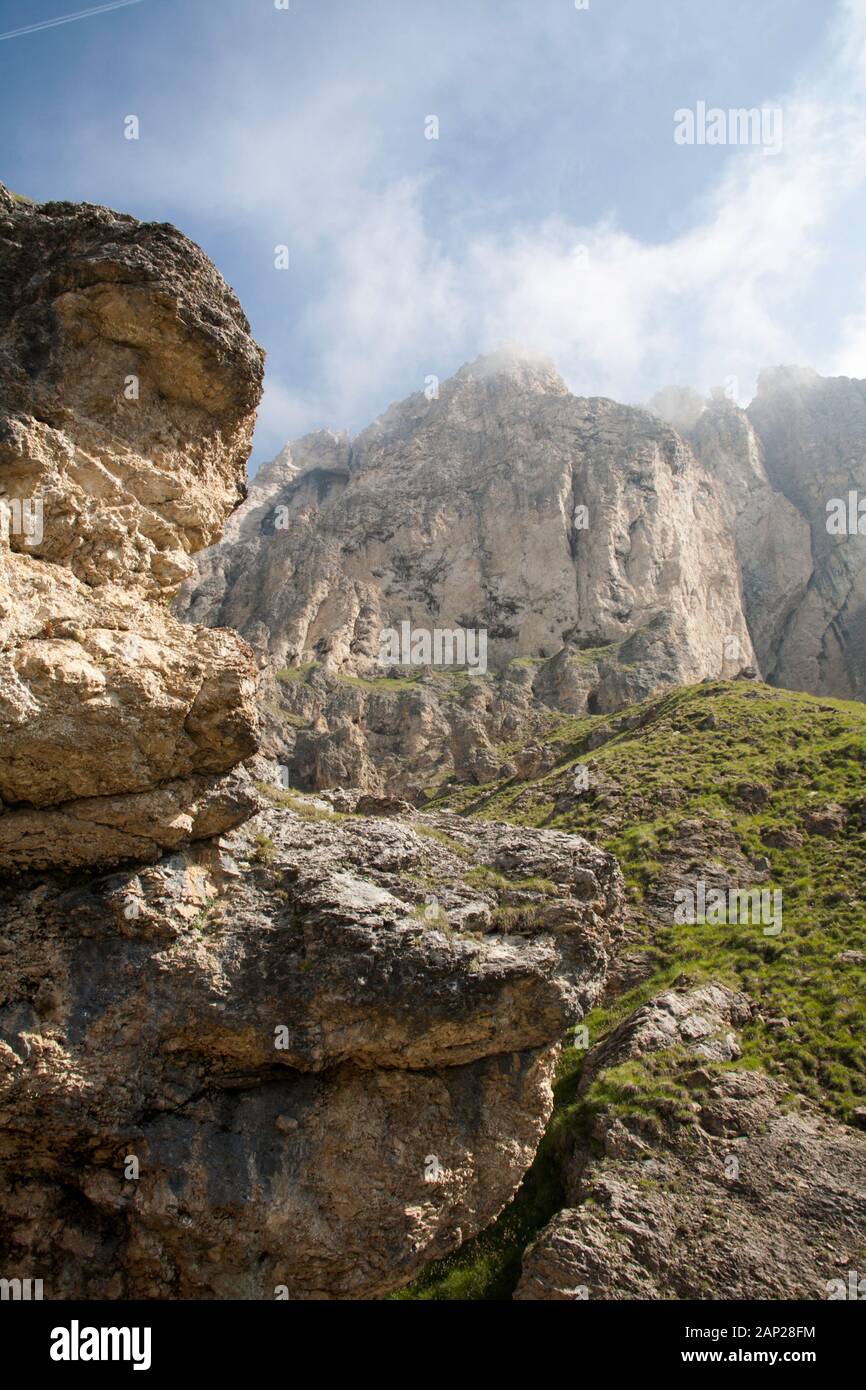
[179,352,866,796]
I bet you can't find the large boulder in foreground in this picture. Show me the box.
[0,185,264,871]
[0,799,623,1299]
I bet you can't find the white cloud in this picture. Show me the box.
[253,376,334,462]
[16,0,865,450]
[268,0,866,431]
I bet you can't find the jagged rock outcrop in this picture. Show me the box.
[0,795,623,1299]
[180,349,756,792]
[514,984,866,1299]
[0,184,264,870]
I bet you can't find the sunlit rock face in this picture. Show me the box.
[0,184,264,871]
[0,189,626,1304]
[180,350,756,793]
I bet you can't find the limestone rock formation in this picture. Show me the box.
[653,370,866,701]
[747,367,866,699]
[0,184,264,870]
[514,984,866,1300]
[179,349,756,791]
[181,355,866,795]
[0,188,628,1302]
[0,795,623,1299]
[690,399,811,681]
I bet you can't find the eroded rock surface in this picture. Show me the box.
[0,184,264,870]
[690,399,811,681]
[0,799,623,1299]
[514,984,866,1300]
[654,369,866,701]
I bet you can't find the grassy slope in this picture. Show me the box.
[392,680,866,1298]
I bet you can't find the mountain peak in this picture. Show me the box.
[451,345,569,396]
[754,364,823,397]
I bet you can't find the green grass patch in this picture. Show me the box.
[335,668,423,692]
[393,680,866,1299]
[414,824,474,861]
[275,661,319,684]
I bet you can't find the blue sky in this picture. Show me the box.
[2,0,866,469]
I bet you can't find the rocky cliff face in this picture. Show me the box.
[746,367,866,699]
[0,789,622,1299]
[182,352,866,796]
[180,350,758,793]
[689,398,812,682]
[0,189,625,1301]
[654,370,866,703]
[0,184,264,871]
